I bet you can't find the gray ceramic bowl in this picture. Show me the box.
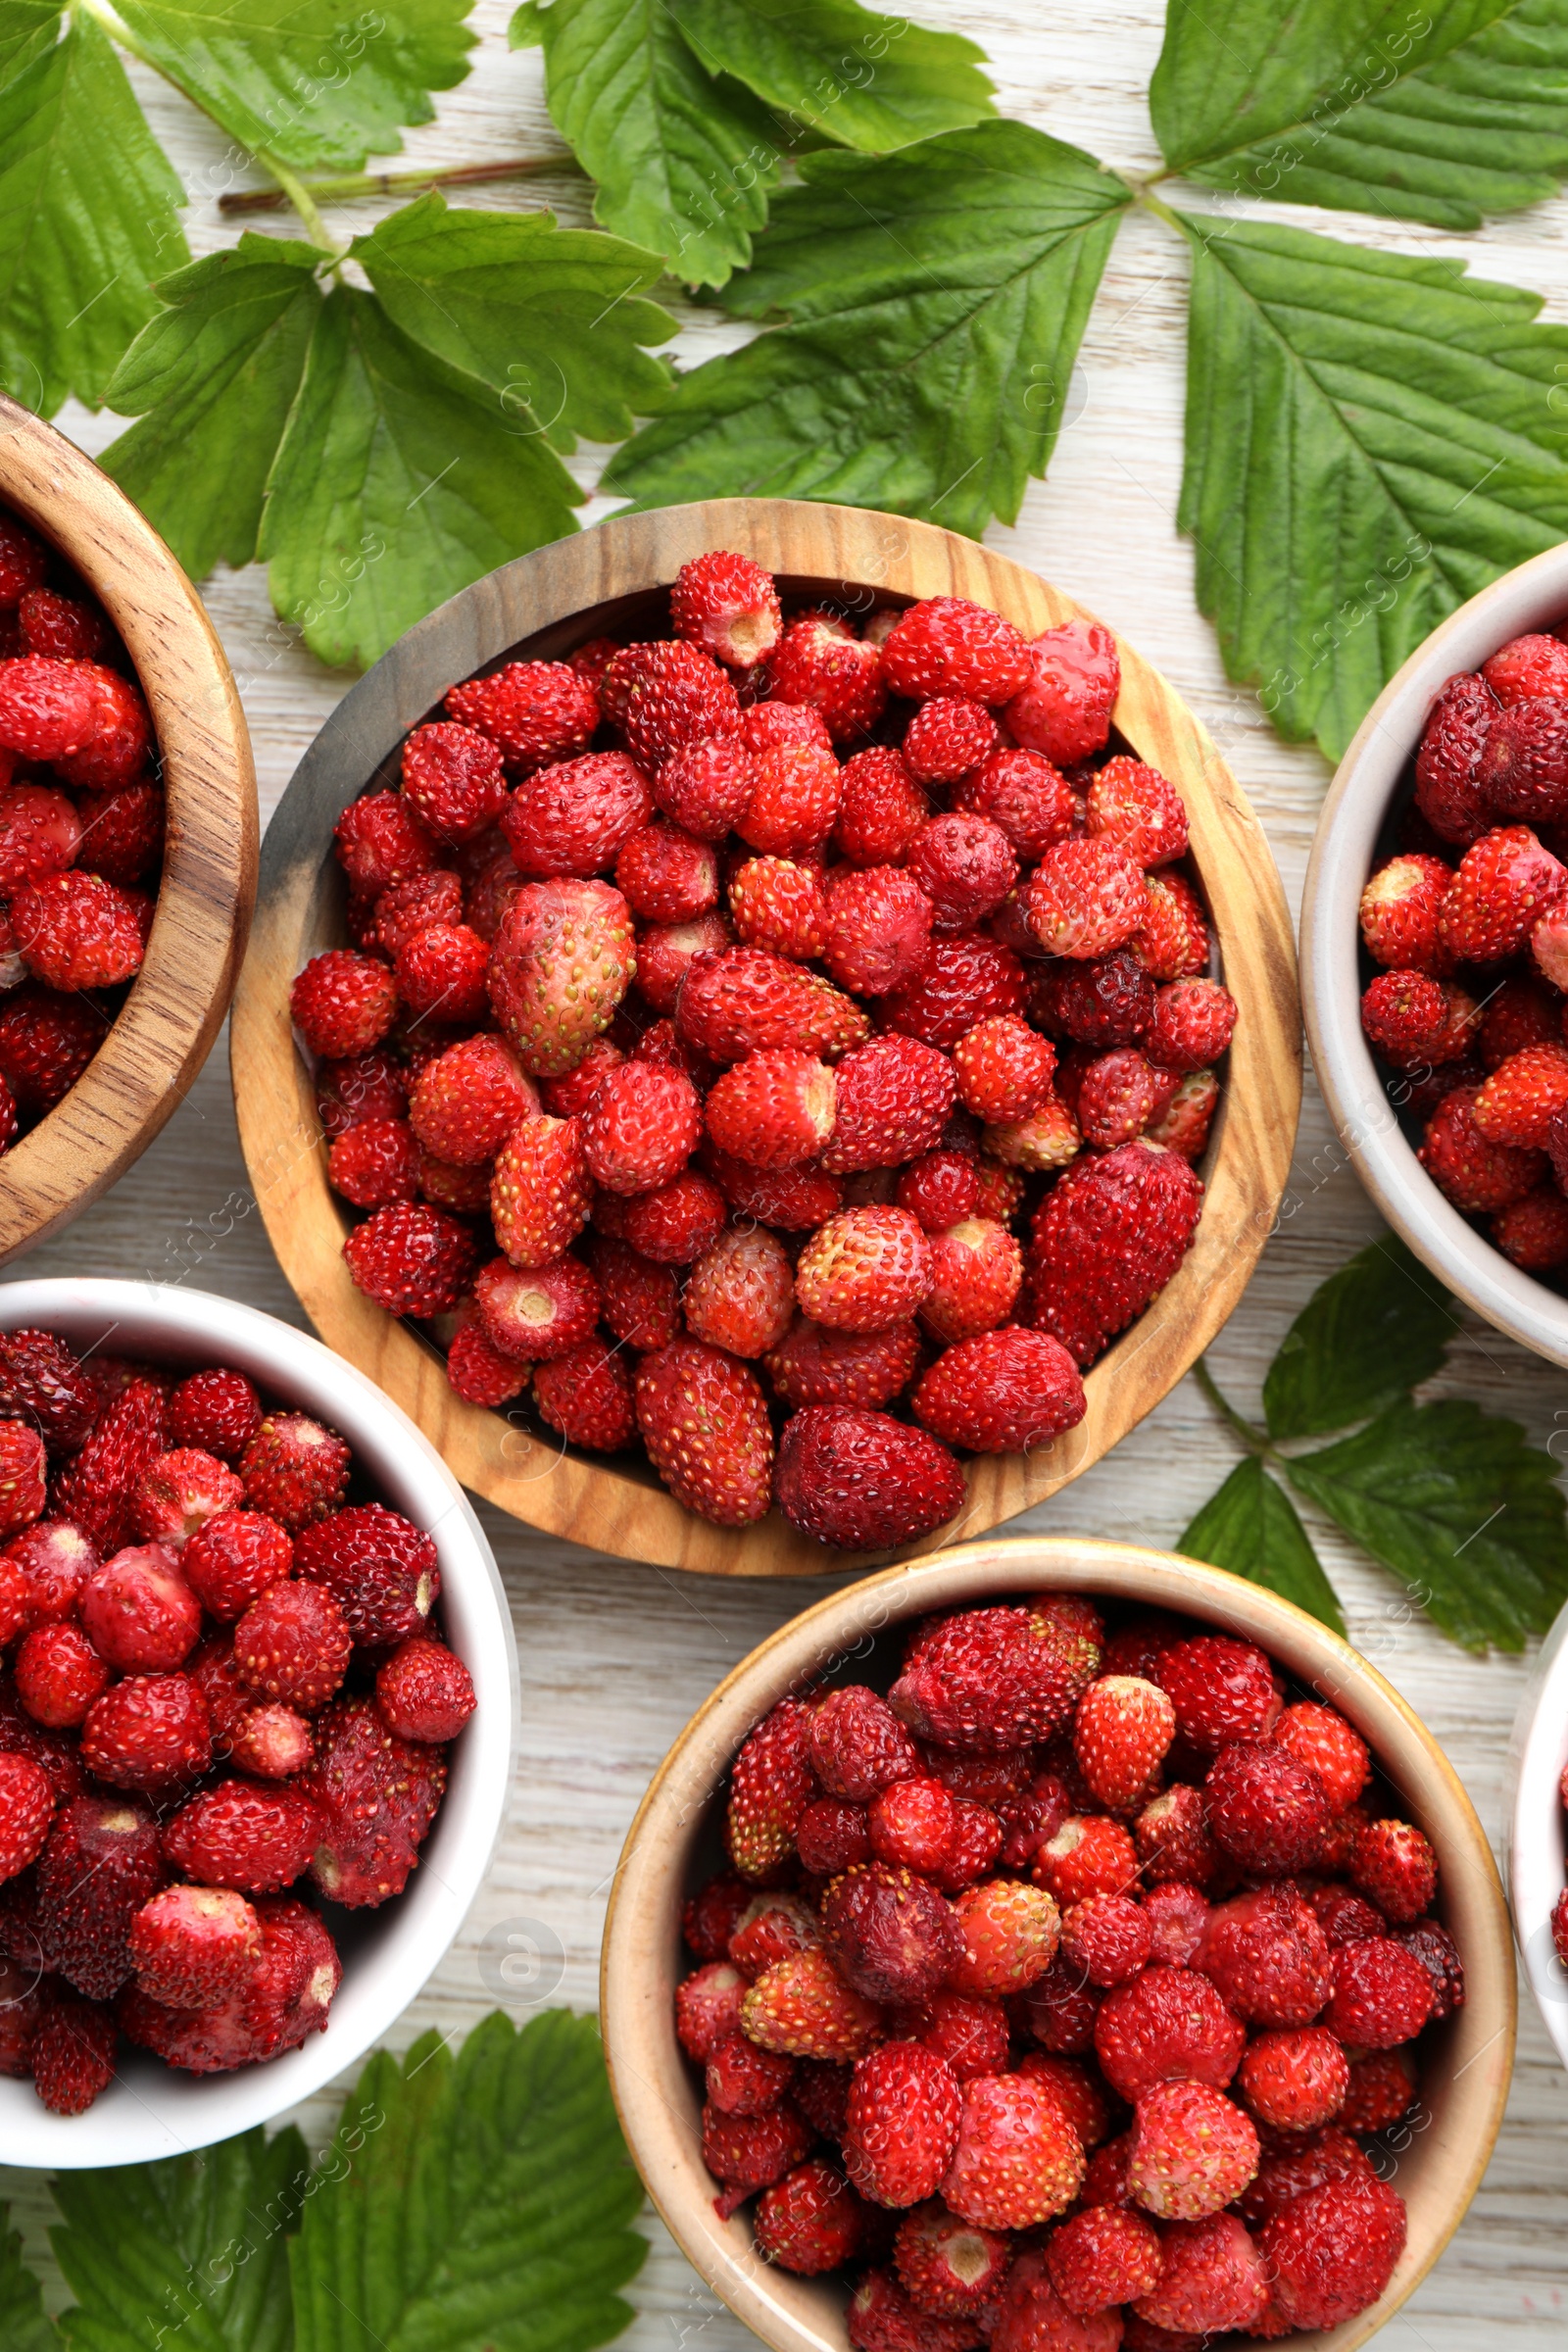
[1301,544,1568,1366]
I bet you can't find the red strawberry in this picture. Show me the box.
[129,1884,263,2009]
[327,1117,418,1208]
[1440,823,1566,960]
[1031,1814,1137,1909]
[539,1033,623,1116]
[738,737,843,858]
[845,2040,961,2206]
[0,782,80,889]
[903,698,998,786]
[653,736,756,840]
[392,920,489,1023]
[705,1048,837,1169]
[620,1166,727,1261]
[1132,868,1210,981]
[821,1861,961,2004]
[742,1945,884,2060]
[671,551,781,669]
[487,877,635,1076]
[374,1637,475,1744]
[1272,1700,1369,1813]
[1339,2047,1418,2132]
[54,1378,166,1555]
[1073,1675,1176,1810]
[701,2097,814,2216]
[587,1235,681,1349]
[635,1341,774,1529]
[822,1036,956,1175]
[615,819,717,924]
[1033,949,1156,1047]
[1360,969,1475,1067]
[1419,1084,1544,1209]
[896,1150,981,1234]
[446,1323,530,1406]
[727,854,828,959]
[676,945,867,1064]
[581,1060,700,1194]
[316,1049,409,1140]
[881,934,1027,1049]
[1003,619,1120,763]
[502,751,653,880]
[983,1094,1082,1173]
[335,792,437,893]
[1200,1886,1332,2028]
[228,1703,314,1779]
[302,1695,446,1907]
[796,1206,933,1330]
[766,612,886,742]
[1086,756,1188,867]
[834,746,929,867]
[400,721,507,843]
[881,600,1030,706]
[1351,1814,1438,1922]
[1154,1634,1279,1749]
[895,2202,1011,2314]
[29,1986,117,2113]
[942,2072,1084,2230]
[1471,1040,1568,1146]
[532,1338,637,1452]
[913,1325,1082,1451]
[14,1623,108,1728]
[1058,1892,1151,1987]
[1147,978,1237,1073]
[445,659,599,773]
[1025,839,1148,958]
[754,2158,864,2273]
[36,1792,162,1996]
[610,640,742,770]
[1262,2176,1406,2331]
[373,868,465,959]
[953,1014,1054,1124]
[342,1201,478,1316]
[1358,852,1453,972]
[120,1893,340,2075]
[947,1878,1060,1996]
[491,1113,593,1267]
[1025,1141,1202,1367]
[239,1413,349,1530]
[953,746,1078,861]
[289,950,399,1058]
[1046,2205,1162,2317]
[1235,2025,1348,2133]
[162,1780,320,1893]
[706,1146,844,1229]
[294,1501,438,1644]
[1093,1966,1244,2104]
[232,1580,351,1712]
[684,1228,795,1357]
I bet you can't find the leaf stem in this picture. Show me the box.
[1135,184,1190,236]
[254,152,343,259]
[1193,1357,1272,1457]
[219,156,585,217]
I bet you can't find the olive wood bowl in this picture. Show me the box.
[230,500,1299,1575]
[601,1537,1516,2352]
[0,397,258,1257]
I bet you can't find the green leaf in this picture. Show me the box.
[102,236,326,579]
[290,2010,646,2352]
[108,0,475,172]
[258,285,583,669]
[1262,1233,1459,1441]
[1179,1455,1347,1635]
[518,0,781,285]
[350,194,674,454]
[1152,0,1568,231]
[1285,1396,1568,1650]
[668,0,994,153]
[51,2125,307,2352]
[0,1,61,83]
[0,11,187,415]
[1176,211,1568,761]
[605,122,1130,536]
[0,2204,55,2352]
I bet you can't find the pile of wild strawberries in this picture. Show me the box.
[1550,1768,1568,1975]
[1360,627,1568,1274]
[295,553,1239,1550]
[0,1328,473,2114]
[0,507,163,1143]
[676,1594,1457,2343]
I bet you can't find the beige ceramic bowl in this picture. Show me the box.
[1301,543,1568,1366]
[601,1538,1515,2352]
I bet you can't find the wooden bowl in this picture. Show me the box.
[0,399,257,1258]
[600,1538,1516,2352]
[231,499,1299,1575]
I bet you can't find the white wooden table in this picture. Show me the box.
[9,0,1568,2335]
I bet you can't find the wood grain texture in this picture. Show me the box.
[0,399,258,1259]
[230,498,1301,1575]
[603,1539,1515,2352]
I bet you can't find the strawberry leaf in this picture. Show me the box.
[604,122,1130,536]
[1152,0,1568,231]
[511,0,780,286]
[1178,1455,1347,1634]
[258,284,584,669]
[0,2207,54,2352]
[349,194,675,454]
[108,0,476,173]
[668,0,995,152]
[1262,1233,1459,1441]
[102,236,327,580]
[289,2010,645,2352]
[1177,211,1568,760]
[1285,1396,1568,1650]
[50,2124,307,2352]
[0,11,187,415]
[0,0,61,81]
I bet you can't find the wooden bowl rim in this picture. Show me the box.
[231,498,1300,1574]
[0,398,258,1259]
[599,1536,1516,2352]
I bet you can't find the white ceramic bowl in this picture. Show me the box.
[1301,543,1568,1366]
[1506,1591,1568,2070]
[0,1278,517,2168]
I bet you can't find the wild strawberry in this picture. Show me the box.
[578,1060,700,1197]
[1235,2121,1374,2229]
[587,1235,681,1349]
[842,2039,961,2208]
[913,1326,1085,1457]
[807,1687,918,1802]
[1071,1676,1175,1812]
[366,1637,473,1746]
[1144,1065,1218,1161]
[1200,1886,1333,2028]
[1483,630,1568,704]
[1358,852,1453,973]
[726,855,827,961]
[0,1950,40,2079]
[29,1986,118,2113]
[1021,1955,1101,2056]
[290,951,399,1059]
[834,746,929,866]
[1309,1883,1387,1945]
[502,750,653,880]
[1472,1040,1568,1147]
[1135,2209,1269,2336]
[0,1424,44,1546]
[491,1113,593,1268]
[343,1201,478,1316]
[952,1014,1054,1124]
[1025,839,1148,958]
[129,1884,263,2009]
[11,870,143,989]
[701,2099,815,2216]
[636,1340,773,1529]
[399,721,507,844]
[0,1747,52,1877]
[1348,1814,1438,1924]
[335,791,437,894]
[53,1378,166,1555]
[1419,1084,1544,1209]
[33,1790,161,1998]
[1135,1785,1216,1886]
[163,1779,320,1893]
[738,737,843,858]
[227,1702,313,1779]
[914,1217,1023,1348]
[632,911,734,1016]
[776,1407,964,1551]
[1204,1738,1330,1875]
[0,782,80,891]
[446,1323,530,1406]
[742,1944,885,2060]
[821,1860,962,2004]
[947,1879,1060,1997]
[1128,870,1209,984]
[612,640,742,770]
[684,1228,795,1357]
[233,1579,351,1712]
[621,1166,727,1260]
[708,1146,845,1228]
[942,2071,1084,2229]
[902,698,998,786]
[1261,2176,1407,2332]
[728,1888,819,1977]
[446,660,599,773]
[1082,759,1186,871]
[1033,952,1157,1050]
[1478,696,1568,821]
[1153,1634,1279,1749]
[612,820,717,926]
[896,1990,1010,2086]
[704,1050,836,1173]
[755,2157,865,2273]
[1125,2078,1257,2221]
[240,1413,350,1530]
[1272,1700,1368,1812]
[1046,2204,1161,2317]
[896,1150,981,1233]
[539,1034,623,1116]
[798,1798,871,1874]
[1093,1966,1245,2101]
[487,877,635,1077]
[1147,977,1237,1072]
[796,1206,933,1330]
[653,736,756,840]
[1413,671,1495,845]
[983,1094,1082,1173]
[766,612,885,741]
[130,1446,246,1553]
[708,2024,796,2115]
[1075,1048,1169,1146]
[0,654,102,760]
[677,945,867,1064]
[302,1694,446,1907]
[1236,2025,1348,2132]
[822,866,933,998]
[671,551,782,669]
[317,1048,409,1140]
[1143,1881,1211,1966]
[893,1607,1080,1757]
[1360,969,1470,1066]
[881,934,1027,1049]
[327,1116,418,1207]
[0,983,98,1108]
[0,521,47,610]
[0,1331,100,1456]
[1029,1816,1135,1914]
[895,2201,1011,2313]
[78,1544,199,1674]
[392,920,489,1023]
[294,1501,437,1644]
[14,1621,106,1729]
[881,600,1030,706]
[532,1338,636,1450]
[1440,823,1566,960]
[120,1892,341,2076]
[1004,619,1119,763]
[822,1037,956,1175]
[1339,2045,1418,2132]
[866,1777,956,1876]
[372,867,465,959]
[1025,1140,1202,1367]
